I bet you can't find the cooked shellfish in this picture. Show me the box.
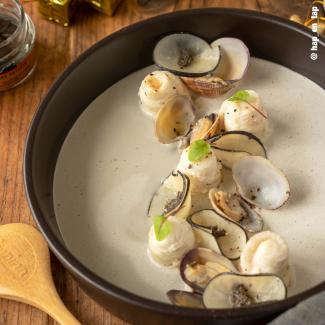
[203,273,287,309]
[190,113,223,143]
[153,33,220,77]
[155,95,195,144]
[209,189,263,233]
[182,38,250,97]
[232,156,290,210]
[180,247,237,293]
[147,170,191,220]
[187,209,247,260]
[208,130,267,169]
[167,290,204,308]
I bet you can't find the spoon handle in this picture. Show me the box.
[41,294,81,325]
[1,293,81,325]
[0,223,82,325]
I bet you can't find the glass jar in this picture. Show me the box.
[0,0,36,91]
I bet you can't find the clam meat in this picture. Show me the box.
[190,113,223,143]
[209,189,263,233]
[180,247,237,293]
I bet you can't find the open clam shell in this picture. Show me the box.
[182,75,232,97]
[155,95,195,144]
[190,113,223,143]
[182,38,250,97]
[211,38,250,83]
[153,33,220,77]
[232,156,290,210]
[167,290,204,308]
[147,170,191,219]
[208,130,267,169]
[187,209,247,260]
[203,273,287,309]
[209,189,263,233]
[180,248,237,293]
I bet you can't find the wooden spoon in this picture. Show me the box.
[0,223,81,325]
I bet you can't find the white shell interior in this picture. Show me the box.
[54,58,325,304]
[211,37,249,81]
[154,34,220,75]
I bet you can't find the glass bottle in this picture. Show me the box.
[0,0,36,91]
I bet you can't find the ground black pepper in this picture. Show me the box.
[230,284,252,307]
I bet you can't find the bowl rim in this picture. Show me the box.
[24,7,325,319]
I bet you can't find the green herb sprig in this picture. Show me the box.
[228,90,267,119]
[228,90,251,102]
[188,139,211,162]
[153,215,172,241]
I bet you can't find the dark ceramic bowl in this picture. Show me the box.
[24,8,325,325]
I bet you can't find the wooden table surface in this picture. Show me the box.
[0,0,311,324]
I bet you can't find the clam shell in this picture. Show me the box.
[203,273,287,309]
[167,290,204,308]
[211,38,250,83]
[232,156,290,210]
[155,95,195,144]
[208,130,267,169]
[147,170,191,219]
[180,247,237,293]
[187,209,248,260]
[182,75,232,97]
[190,113,223,143]
[182,38,250,97]
[209,189,264,233]
[153,33,220,77]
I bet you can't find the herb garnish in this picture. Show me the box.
[228,90,251,102]
[188,139,211,162]
[153,215,172,241]
[228,90,268,119]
